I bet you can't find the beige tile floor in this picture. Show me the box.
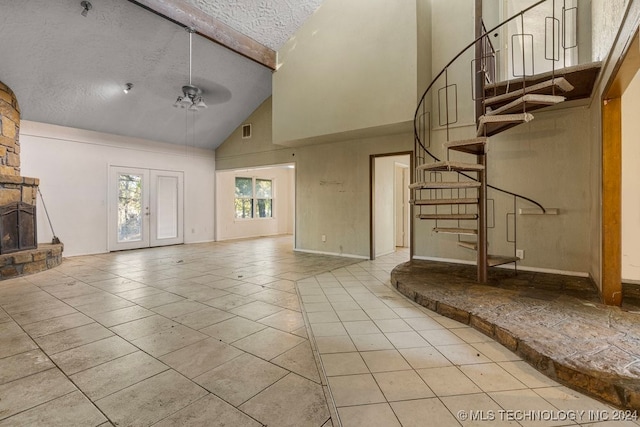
[0,236,638,426]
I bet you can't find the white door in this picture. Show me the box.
[394,163,410,248]
[109,167,183,251]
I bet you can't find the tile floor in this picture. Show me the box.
[0,236,638,426]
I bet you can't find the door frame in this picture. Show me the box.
[394,162,410,248]
[601,29,640,305]
[108,165,184,252]
[369,151,413,260]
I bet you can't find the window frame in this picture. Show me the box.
[234,176,274,220]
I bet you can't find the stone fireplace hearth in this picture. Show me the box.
[0,80,62,278]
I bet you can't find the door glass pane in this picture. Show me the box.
[156,176,178,239]
[117,174,143,243]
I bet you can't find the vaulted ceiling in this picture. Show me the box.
[0,0,322,150]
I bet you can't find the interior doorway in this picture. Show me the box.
[370,152,412,259]
[108,166,184,251]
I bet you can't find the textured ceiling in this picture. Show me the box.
[188,0,323,50]
[0,0,321,150]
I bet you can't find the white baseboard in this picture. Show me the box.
[294,248,369,260]
[413,255,476,265]
[375,249,396,257]
[412,255,589,277]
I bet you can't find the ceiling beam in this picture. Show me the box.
[129,0,277,70]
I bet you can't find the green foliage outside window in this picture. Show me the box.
[235,177,273,219]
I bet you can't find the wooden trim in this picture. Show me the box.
[604,32,640,98]
[601,97,622,306]
[370,155,375,260]
[129,0,277,70]
[600,30,640,306]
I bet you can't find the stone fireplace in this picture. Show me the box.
[0,80,62,278]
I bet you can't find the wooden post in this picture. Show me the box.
[602,97,622,305]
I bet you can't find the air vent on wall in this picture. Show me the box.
[242,123,252,139]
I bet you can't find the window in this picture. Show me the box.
[235,177,273,219]
[255,179,273,218]
[234,177,253,218]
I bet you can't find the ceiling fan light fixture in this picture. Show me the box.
[179,95,192,106]
[173,96,184,108]
[174,28,206,112]
[80,0,92,17]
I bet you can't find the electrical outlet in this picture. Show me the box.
[516,249,524,260]
[321,235,326,242]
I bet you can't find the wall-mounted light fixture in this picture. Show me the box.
[123,83,133,94]
[80,1,92,17]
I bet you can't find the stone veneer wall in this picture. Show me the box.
[0,244,63,278]
[0,80,38,205]
[0,175,39,205]
[0,80,38,217]
[0,81,21,176]
[0,80,62,278]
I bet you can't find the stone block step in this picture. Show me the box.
[484,77,574,108]
[410,181,481,190]
[457,241,478,250]
[477,113,534,137]
[443,137,487,155]
[417,213,478,220]
[411,198,479,205]
[433,227,478,235]
[487,255,520,267]
[485,94,566,116]
[417,161,484,172]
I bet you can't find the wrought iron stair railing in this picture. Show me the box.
[413,0,583,282]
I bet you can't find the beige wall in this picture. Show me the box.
[216,99,413,258]
[592,0,630,62]
[487,106,592,273]
[272,0,418,146]
[413,105,593,274]
[417,0,433,97]
[622,68,640,282]
[428,1,476,131]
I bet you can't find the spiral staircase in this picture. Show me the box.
[412,0,601,283]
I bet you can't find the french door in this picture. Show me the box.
[108,167,184,251]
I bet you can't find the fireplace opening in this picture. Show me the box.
[0,202,37,254]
